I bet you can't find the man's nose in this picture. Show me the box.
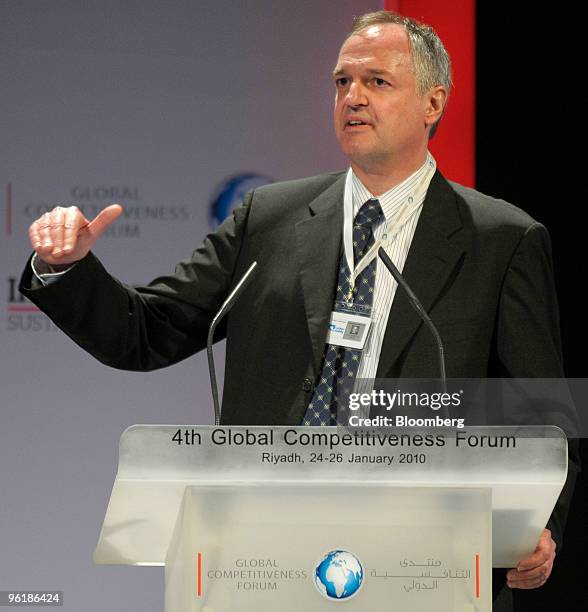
[346,82,368,106]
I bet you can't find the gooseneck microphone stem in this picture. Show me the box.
[377,247,446,393]
[207,261,258,425]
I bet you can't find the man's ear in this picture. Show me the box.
[424,85,448,128]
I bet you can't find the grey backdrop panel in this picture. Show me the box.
[0,1,380,610]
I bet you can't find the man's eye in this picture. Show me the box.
[336,78,348,87]
[374,78,388,87]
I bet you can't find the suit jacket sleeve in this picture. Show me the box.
[19,193,253,371]
[497,222,579,552]
[497,222,563,377]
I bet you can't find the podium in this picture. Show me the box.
[94,425,567,611]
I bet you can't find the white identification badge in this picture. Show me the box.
[326,310,373,350]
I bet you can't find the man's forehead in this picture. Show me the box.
[335,23,411,71]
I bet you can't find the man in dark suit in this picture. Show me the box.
[20,10,576,606]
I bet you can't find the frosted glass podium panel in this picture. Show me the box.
[94,425,567,611]
[165,485,490,611]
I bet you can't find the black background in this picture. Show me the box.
[477,5,586,608]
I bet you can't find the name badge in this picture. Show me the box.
[326,310,372,350]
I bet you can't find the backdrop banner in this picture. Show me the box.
[0,1,378,610]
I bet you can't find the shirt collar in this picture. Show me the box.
[351,151,436,222]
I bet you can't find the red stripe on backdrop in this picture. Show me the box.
[384,0,476,186]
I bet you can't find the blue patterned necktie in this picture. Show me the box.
[302,198,384,425]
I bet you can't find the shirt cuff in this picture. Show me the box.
[31,253,78,286]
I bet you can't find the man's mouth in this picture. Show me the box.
[345,119,372,130]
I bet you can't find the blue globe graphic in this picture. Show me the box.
[314,550,364,600]
[209,173,272,227]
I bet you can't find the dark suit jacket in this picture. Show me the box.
[19,169,578,555]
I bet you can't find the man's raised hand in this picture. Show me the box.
[28,204,123,266]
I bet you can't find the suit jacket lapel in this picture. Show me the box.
[295,174,345,372]
[376,171,466,377]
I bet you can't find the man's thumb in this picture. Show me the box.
[87,204,124,238]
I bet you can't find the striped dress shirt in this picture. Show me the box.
[345,152,437,386]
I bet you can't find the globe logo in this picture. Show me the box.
[209,173,273,227]
[313,550,364,601]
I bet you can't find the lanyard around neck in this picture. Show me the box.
[342,156,436,302]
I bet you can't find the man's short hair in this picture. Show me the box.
[347,10,452,138]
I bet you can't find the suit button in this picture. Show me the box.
[302,378,313,392]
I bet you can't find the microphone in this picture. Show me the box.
[207,261,258,425]
[377,247,446,392]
